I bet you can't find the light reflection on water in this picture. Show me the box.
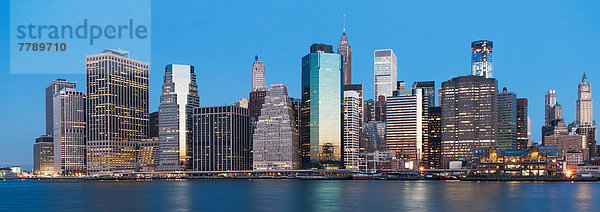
[0,180,598,211]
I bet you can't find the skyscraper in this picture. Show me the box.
[158,64,199,171]
[253,84,300,170]
[148,111,159,138]
[364,121,386,152]
[374,49,398,99]
[545,90,557,126]
[252,56,266,91]
[45,79,76,136]
[516,98,529,149]
[301,44,343,169]
[542,90,568,143]
[343,90,361,169]
[344,84,364,129]
[426,107,442,169]
[574,73,597,157]
[193,105,251,171]
[53,88,86,175]
[33,135,54,175]
[471,40,493,78]
[497,87,517,150]
[249,90,267,119]
[440,75,498,167]
[413,81,436,107]
[386,88,430,169]
[338,28,352,85]
[86,49,149,174]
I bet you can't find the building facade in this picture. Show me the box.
[413,81,436,107]
[86,49,149,174]
[149,111,159,138]
[374,49,397,99]
[516,98,529,149]
[338,29,352,85]
[471,40,493,78]
[33,135,54,175]
[158,64,200,171]
[45,79,76,136]
[253,84,300,170]
[426,107,442,169]
[440,75,498,167]
[497,87,517,150]
[472,146,562,176]
[138,137,159,169]
[301,44,343,169]
[53,88,86,175]
[343,90,361,169]
[252,56,266,91]
[574,73,596,158]
[544,134,589,160]
[193,106,251,171]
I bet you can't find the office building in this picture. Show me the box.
[413,81,436,106]
[516,98,529,149]
[364,99,375,123]
[253,84,300,170]
[158,64,200,171]
[426,107,442,169]
[343,90,361,169]
[497,87,517,150]
[544,134,589,160]
[149,111,159,138]
[252,56,267,91]
[53,88,86,175]
[440,75,498,167]
[364,121,386,152]
[33,135,54,175]
[86,49,149,174]
[542,90,568,143]
[138,137,159,168]
[471,40,493,78]
[193,105,251,171]
[45,79,76,136]
[374,49,397,99]
[338,28,352,85]
[344,84,364,129]
[574,73,597,158]
[301,44,343,169]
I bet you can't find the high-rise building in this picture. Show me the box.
[193,105,251,171]
[426,107,442,169]
[252,56,266,91]
[137,137,159,168]
[148,111,159,138]
[375,95,386,121]
[573,73,597,158]
[364,99,375,123]
[338,29,352,85]
[374,49,398,99]
[33,135,54,175]
[516,98,529,149]
[364,121,386,152]
[413,81,436,106]
[440,75,498,167]
[253,84,300,170]
[545,90,557,126]
[249,90,267,119]
[344,84,364,130]
[53,88,86,175]
[542,90,568,143]
[497,87,517,150]
[343,90,361,169]
[86,49,149,174]
[301,44,343,169]
[289,97,301,133]
[471,40,493,78]
[158,64,200,171]
[386,88,430,169]
[45,79,76,136]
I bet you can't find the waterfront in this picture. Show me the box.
[1,180,598,211]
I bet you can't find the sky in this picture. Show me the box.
[1,0,600,170]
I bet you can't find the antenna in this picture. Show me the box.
[343,13,346,33]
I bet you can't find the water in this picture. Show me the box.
[1,180,598,211]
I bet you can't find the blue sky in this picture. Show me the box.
[1,0,599,170]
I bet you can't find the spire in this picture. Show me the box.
[582,72,588,84]
[255,55,259,61]
[342,13,346,35]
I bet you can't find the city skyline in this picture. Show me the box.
[2,1,600,169]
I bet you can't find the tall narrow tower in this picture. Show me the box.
[577,73,593,125]
[337,17,352,85]
[252,56,266,91]
[471,40,493,78]
[374,49,398,99]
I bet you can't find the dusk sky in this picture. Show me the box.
[1,0,599,169]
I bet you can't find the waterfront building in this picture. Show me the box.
[338,28,352,85]
[158,64,199,171]
[386,88,430,169]
[253,84,300,170]
[573,73,597,158]
[301,44,343,169]
[413,81,436,107]
[251,56,267,91]
[193,105,251,171]
[343,90,361,169]
[471,40,493,78]
[374,49,398,99]
[565,151,584,168]
[344,84,364,129]
[471,146,562,176]
[544,134,589,160]
[53,88,86,175]
[138,137,159,169]
[33,135,54,175]
[45,79,76,136]
[497,87,517,150]
[86,49,149,174]
[149,111,159,138]
[440,75,498,167]
[516,98,529,149]
[426,107,442,169]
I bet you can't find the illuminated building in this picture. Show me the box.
[472,145,562,176]
[440,75,498,168]
[544,134,589,160]
[45,79,76,136]
[573,73,597,158]
[33,135,54,175]
[344,84,364,129]
[193,105,251,171]
[157,64,199,171]
[53,88,86,175]
[86,49,149,174]
[235,98,249,108]
[497,87,517,150]
[343,90,361,169]
[412,81,436,107]
[471,40,493,78]
[426,107,442,169]
[565,151,584,168]
[337,27,352,85]
[374,49,397,99]
[138,137,159,168]
[364,121,386,152]
[253,84,300,170]
[252,56,267,91]
[301,44,343,169]
[386,88,430,169]
[516,98,529,149]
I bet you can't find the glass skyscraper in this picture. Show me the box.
[301,44,343,169]
[374,49,397,99]
[497,87,517,150]
[471,40,493,78]
[45,79,76,136]
[158,64,199,171]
